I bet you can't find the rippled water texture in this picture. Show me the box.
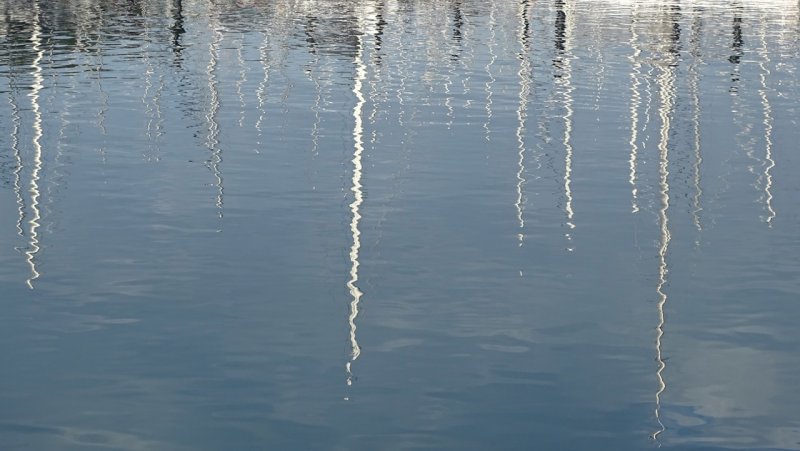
[1,0,799,449]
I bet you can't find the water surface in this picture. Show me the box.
[1,1,800,449]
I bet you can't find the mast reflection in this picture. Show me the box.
[395,13,407,127]
[346,4,370,389]
[9,77,26,239]
[92,12,109,163]
[757,20,776,226]
[483,0,497,142]
[629,3,643,214]
[374,0,387,65]
[368,1,386,127]
[206,24,224,221]
[653,3,681,442]
[591,6,605,115]
[689,9,704,234]
[142,10,164,162]
[236,34,247,128]
[515,0,532,246]
[729,1,744,90]
[255,30,271,151]
[309,48,322,162]
[727,2,763,210]
[730,3,744,66]
[554,0,575,248]
[171,0,185,62]
[452,0,464,46]
[26,0,45,289]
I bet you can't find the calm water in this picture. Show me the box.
[1,0,799,449]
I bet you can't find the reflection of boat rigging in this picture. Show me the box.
[345,2,373,390]
[757,17,776,226]
[206,22,224,222]
[374,0,388,67]
[483,0,497,142]
[728,2,748,144]
[456,0,474,103]
[730,3,744,67]
[451,0,464,47]
[92,12,109,165]
[308,45,322,162]
[515,0,532,247]
[728,3,751,157]
[236,33,248,128]
[395,10,409,127]
[628,3,642,214]
[26,0,45,289]
[368,0,387,127]
[171,0,186,61]
[142,5,165,162]
[727,2,765,217]
[689,9,704,235]
[652,4,680,443]
[9,75,26,240]
[554,0,575,248]
[591,5,606,114]
[45,45,73,237]
[255,30,271,150]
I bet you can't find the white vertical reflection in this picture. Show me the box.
[346,6,370,388]
[236,34,248,128]
[26,1,45,289]
[591,11,605,115]
[9,78,25,239]
[93,14,109,165]
[310,52,322,161]
[757,20,776,226]
[255,30,270,151]
[641,63,656,178]
[142,13,154,142]
[395,12,408,127]
[206,24,224,221]
[483,0,497,142]
[443,10,455,131]
[628,5,642,214]
[141,8,164,162]
[152,68,165,160]
[515,0,532,246]
[653,19,678,443]
[556,0,576,247]
[689,12,703,234]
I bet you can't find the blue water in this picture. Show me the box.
[1,0,799,449]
